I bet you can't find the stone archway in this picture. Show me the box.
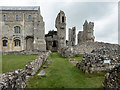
[26,36,34,50]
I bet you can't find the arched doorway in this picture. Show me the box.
[26,36,34,50]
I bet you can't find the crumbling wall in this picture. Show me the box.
[60,42,119,57]
[0,51,51,89]
[76,53,120,74]
[102,65,120,88]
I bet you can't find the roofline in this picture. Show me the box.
[0,6,40,11]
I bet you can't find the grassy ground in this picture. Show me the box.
[27,52,105,88]
[2,54,38,73]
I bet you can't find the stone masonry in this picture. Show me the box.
[55,10,66,52]
[68,27,76,46]
[0,6,46,52]
[78,20,95,44]
[0,51,51,89]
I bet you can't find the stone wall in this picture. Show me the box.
[0,6,46,52]
[2,50,48,55]
[76,46,120,73]
[102,65,120,88]
[0,51,51,89]
[60,42,119,57]
[76,53,120,74]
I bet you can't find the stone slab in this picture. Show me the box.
[38,70,46,76]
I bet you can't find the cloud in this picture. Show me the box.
[0,0,118,44]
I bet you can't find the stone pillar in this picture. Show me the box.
[55,10,66,52]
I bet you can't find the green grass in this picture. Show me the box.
[2,54,38,73]
[27,52,105,88]
[70,55,83,61]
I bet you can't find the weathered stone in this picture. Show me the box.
[1,6,46,52]
[0,51,51,89]
[78,20,94,44]
[37,70,46,76]
[68,58,76,61]
[43,65,48,69]
[76,47,120,73]
[103,65,120,88]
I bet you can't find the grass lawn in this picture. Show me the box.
[27,52,105,88]
[2,54,38,73]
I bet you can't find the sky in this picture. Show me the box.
[0,0,119,44]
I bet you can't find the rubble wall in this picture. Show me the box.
[0,51,51,89]
[60,42,119,57]
[76,53,120,74]
[102,65,120,88]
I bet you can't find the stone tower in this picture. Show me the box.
[78,20,95,44]
[83,20,94,42]
[55,10,66,51]
[68,27,76,46]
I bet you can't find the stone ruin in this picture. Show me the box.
[76,43,120,73]
[78,20,95,44]
[68,27,76,46]
[76,53,120,74]
[45,30,58,52]
[0,51,51,89]
[61,42,119,57]
[103,65,120,88]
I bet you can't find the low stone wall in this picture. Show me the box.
[0,51,51,90]
[76,50,120,73]
[2,50,48,55]
[102,65,120,88]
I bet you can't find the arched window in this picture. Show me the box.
[14,26,20,33]
[3,40,8,47]
[14,39,21,46]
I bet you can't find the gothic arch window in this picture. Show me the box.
[14,39,21,46]
[14,26,20,33]
[3,40,8,47]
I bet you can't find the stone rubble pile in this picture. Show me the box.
[74,42,119,55]
[0,69,26,89]
[60,46,74,57]
[76,45,120,73]
[60,42,119,57]
[76,53,120,73]
[0,51,51,90]
[102,65,120,88]
[91,47,119,59]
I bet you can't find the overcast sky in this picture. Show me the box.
[0,0,118,44]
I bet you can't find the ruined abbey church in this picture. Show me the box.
[45,10,95,52]
[0,6,94,52]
